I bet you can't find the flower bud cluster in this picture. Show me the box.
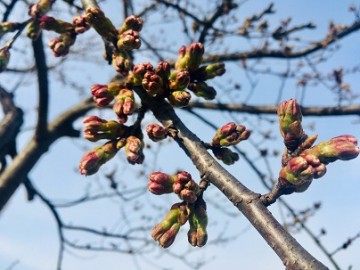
[148,171,200,204]
[277,99,359,192]
[48,32,76,57]
[79,141,118,175]
[83,116,126,142]
[146,124,168,142]
[212,122,251,147]
[212,147,240,165]
[151,202,190,248]
[91,81,124,107]
[27,0,54,40]
[151,198,208,248]
[124,135,144,164]
[188,198,208,247]
[113,88,135,124]
[277,99,305,151]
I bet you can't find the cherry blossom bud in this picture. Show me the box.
[168,90,191,107]
[72,15,90,34]
[39,15,74,33]
[119,15,143,34]
[277,99,304,151]
[188,198,208,247]
[112,51,132,76]
[169,69,190,90]
[85,7,118,42]
[79,141,118,175]
[28,0,53,18]
[146,124,167,142]
[279,156,315,188]
[152,203,190,248]
[26,21,41,40]
[117,29,141,50]
[113,89,135,123]
[91,82,123,107]
[155,61,171,82]
[212,122,251,147]
[192,62,225,81]
[175,43,204,71]
[128,62,153,85]
[148,172,173,194]
[142,71,164,96]
[213,147,239,165]
[303,135,359,164]
[172,171,199,204]
[48,32,76,57]
[187,82,217,100]
[83,116,125,142]
[0,47,10,72]
[0,22,20,37]
[125,136,144,164]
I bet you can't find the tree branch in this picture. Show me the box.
[0,98,94,212]
[186,101,360,116]
[134,87,328,270]
[203,20,360,62]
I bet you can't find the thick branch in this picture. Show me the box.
[0,98,94,212]
[134,87,328,270]
[187,101,360,116]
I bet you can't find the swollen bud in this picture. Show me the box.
[125,135,144,164]
[85,7,118,42]
[168,90,191,107]
[148,172,173,195]
[82,116,125,142]
[212,122,250,147]
[188,198,208,247]
[146,124,168,142]
[192,62,225,81]
[187,82,217,100]
[213,147,239,165]
[277,99,304,151]
[175,43,204,71]
[79,141,118,175]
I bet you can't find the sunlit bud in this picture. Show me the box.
[117,29,141,50]
[79,141,118,175]
[155,61,171,82]
[128,62,153,85]
[169,69,190,90]
[72,15,90,34]
[113,89,135,123]
[303,135,359,164]
[172,171,199,204]
[112,51,132,76]
[188,198,208,247]
[91,82,123,107]
[26,21,41,40]
[146,124,167,142]
[192,62,225,81]
[212,122,251,147]
[0,47,10,73]
[175,42,204,71]
[28,0,53,18]
[48,32,76,57]
[277,99,304,151]
[187,82,217,100]
[213,147,239,165]
[119,15,143,34]
[148,171,174,194]
[39,16,74,33]
[0,22,20,37]
[142,71,164,96]
[279,156,314,186]
[83,116,125,142]
[168,90,191,107]
[125,135,144,164]
[85,7,118,42]
[152,203,190,248]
